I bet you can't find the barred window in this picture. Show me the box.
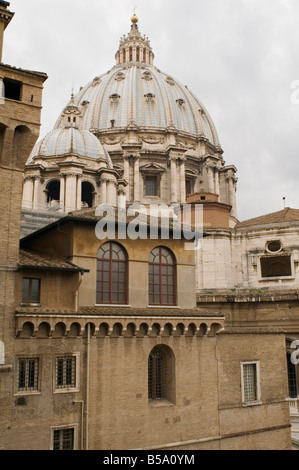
[56,356,76,389]
[96,242,128,304]
[241,362,260,403]
[53,428,74,450]
[18,357,39,391]
[148,347,165,400]
[149,247,176,306]
[148,345,175,403]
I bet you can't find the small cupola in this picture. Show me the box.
[61,92,82,128]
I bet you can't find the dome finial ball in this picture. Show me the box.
[131,13,138,24]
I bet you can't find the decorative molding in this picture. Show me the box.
[141,71,152,81]
[166,76,175,86]
[144,92,155,102]
[140,162,165,175]
[115,72,125,81]
[176,98,185,107]
[109,93,121,103]
[176,139,196,150]
[140,135,164,145]
[92,77,101,87]
[101,136,124,145]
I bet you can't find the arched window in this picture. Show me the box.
[81,181,94,208]
[148,345,175,402]
[148,247,176,306]
[46,180,60,203]
[96,242,128,304]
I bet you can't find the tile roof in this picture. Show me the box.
[236,207,299,229]
[18,249,88,273]
[78,306,224,318]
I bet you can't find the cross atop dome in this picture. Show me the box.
[115,14,154,65]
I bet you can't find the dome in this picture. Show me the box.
[28,126,113,167]
[54,64,220,147]
[53,20,220,149]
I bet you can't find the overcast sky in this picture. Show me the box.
[3,0,299,221]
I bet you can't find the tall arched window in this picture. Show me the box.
[148,247,176,306]
[81,181,94,208]
[96,242,128,304]
[148,345,175,402]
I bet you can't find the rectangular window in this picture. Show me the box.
[185,178,194,196]
[56,356,77,389]
[260,255,292,278]
[241,361,260,404]
[3,78,22,101]
[53,428,74,450]
[145,176,158,196]
[22,278,40,303]
[18,357,39,392]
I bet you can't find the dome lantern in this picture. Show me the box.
[115,15,154,65]
[61,92,82,129]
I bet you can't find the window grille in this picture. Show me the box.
[56,356,76,389]
[18,358,39,391]
[96,242,127,304]
[53,428,74,450]
[242,363,258,402]
[148,347,166,400]
[149,247,176,306]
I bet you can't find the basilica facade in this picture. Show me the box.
[1,4,299,450]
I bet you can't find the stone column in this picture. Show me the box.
[132,47,136,62]
[170,156,178,203]
[33,176,41,210]
[179,157,186,204]
[125,47,129,62]
[60,174,66,211]
[100,178,107,204]
[228,175,237,218]
[107,178,117,206]
[133,155,140,202]
[76,174,82,210]
[118,186,126,210]
[206,164,214,193]
[22,176,34,209]
[214,168,220,196]
[65,173,77,212]
[140,47,144,63]
[123,155,130,198]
